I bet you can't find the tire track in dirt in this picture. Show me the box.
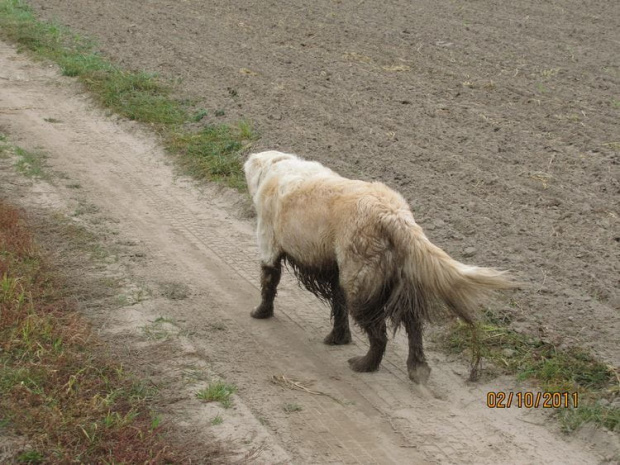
[0,41,607,464]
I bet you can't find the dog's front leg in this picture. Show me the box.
[251,260,282,318]
[323,286,352,345]
[251,220,281,319]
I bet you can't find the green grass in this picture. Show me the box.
[166,121,256,188]
[558,403,620,433]
[0,138,51,179]
[210,415,223,426]
[445,312,619,432]
[14,146,49,179]
[17,450,45,463]
[192,108,208,122]
[196,381,237,408]
[0,0,257,189]
[0,200,178,462]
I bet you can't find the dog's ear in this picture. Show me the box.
[244,154,264,198]
[244,151,295,197]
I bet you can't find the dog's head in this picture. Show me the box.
[244,151,295,198]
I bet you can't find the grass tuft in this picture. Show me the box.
[14,147,48,179]
[0,0,256,189]
[192,108,209,122]
[196,381,237,408]
[17,450,45,464]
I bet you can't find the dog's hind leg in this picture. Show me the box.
[323,285,352,345]
[404,315,431,384]
[347,318,388,372]
[251,260,282,319]
[339,258,388,371]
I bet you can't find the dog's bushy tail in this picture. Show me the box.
[385,217,516,327]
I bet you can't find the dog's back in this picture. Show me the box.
[246,151,408,269]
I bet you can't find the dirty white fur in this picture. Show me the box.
[244,150,515,382]
[245,150,512,318]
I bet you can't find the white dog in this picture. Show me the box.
[244,150,514,383]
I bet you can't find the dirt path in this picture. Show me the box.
[1,41,615,463]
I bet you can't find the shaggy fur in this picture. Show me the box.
[244,150,515,383]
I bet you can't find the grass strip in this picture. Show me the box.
[0,0,257,189]
[0,200,178,463]
[446,309,619,432]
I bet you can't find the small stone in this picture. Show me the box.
[567,316,574,321]
[463,247,477,258]
[502,348,515,358]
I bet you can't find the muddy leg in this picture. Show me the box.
[323,287,351,345]
[251,261,282,319]
[348,320,387,372]
[404,316,431,384]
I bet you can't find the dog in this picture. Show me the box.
[244,150,514,383]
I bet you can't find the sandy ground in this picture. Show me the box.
[1,37,618,464]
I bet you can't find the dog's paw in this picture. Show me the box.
[348,355,380,372]
[408,363,431,384]
[323,330,352,345]
[250,304,273,319]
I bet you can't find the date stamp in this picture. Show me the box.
[486,391,578,409]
